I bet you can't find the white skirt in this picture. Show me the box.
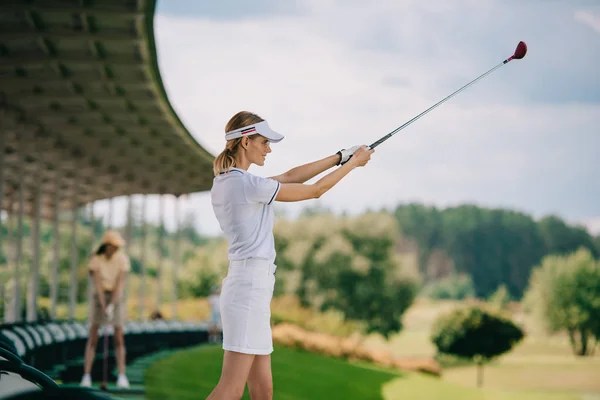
[220,258,277,355]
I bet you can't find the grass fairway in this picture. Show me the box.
[145,345,399,400]
[145,344,586,400]
[383,373,581,400]
[363,299,600,398]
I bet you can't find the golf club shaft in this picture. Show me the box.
[369,57,514,149]
[103,323,108,386]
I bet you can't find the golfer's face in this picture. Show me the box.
[248,135,271,166]
[106,244,118,257]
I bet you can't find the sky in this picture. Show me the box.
[98,0,600,236]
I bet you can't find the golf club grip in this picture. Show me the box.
[369,134,392,149]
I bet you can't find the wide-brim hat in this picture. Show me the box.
[102,230,125,247]
[225,120,284,143]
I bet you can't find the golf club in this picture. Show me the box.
[367,41,527,150]
[100,322,108,391]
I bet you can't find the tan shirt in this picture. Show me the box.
[89,251,131,291]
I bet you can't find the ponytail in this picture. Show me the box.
[213,146,238,176]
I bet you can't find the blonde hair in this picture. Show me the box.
[213,111,264,176]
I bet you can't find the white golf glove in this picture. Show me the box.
[106,304,115,321]
[336,145,362,165]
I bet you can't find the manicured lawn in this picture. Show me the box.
[145,345,399,400]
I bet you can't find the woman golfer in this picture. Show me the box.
[80,230,131,389]
[206,111,374,400]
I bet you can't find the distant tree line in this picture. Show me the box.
[393,203,599,299]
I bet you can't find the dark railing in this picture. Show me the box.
[0,319,211,399]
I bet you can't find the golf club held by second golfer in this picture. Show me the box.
[366,41,528,150]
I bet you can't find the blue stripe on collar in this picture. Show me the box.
[219,168,244,175]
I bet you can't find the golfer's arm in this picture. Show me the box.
[270,154,340,184]
[112,270,125,304]
[92,271,106,307]
[276,160,356,202]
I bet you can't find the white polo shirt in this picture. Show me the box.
[211,168,281,262]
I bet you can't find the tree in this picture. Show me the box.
[488,284,512,310]
[322,263,417,337]
[524,247,600,356]
[538,216,599,258]
[430,305,524,387]
[180,239,230,298]
[273,212,418,338]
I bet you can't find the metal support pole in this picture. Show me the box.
[90,201,98,246]
[108,197,114,229]
[50,186,60,319]
[0,132,5,320]
[68,188,78,320]
[172,195,180,320]
[0,130,5,265]
[87,202,96,318]
[3,196,14,323]
[138,195,147,320]
[126,195,133,251]
[156,195,164,310]
[123,195,133,301]
[13,155,25,322]
[26,176,42,322]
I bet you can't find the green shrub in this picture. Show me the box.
[430,305,524,387]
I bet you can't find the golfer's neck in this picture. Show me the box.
[234,156,251,171]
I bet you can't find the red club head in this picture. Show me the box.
[513,41,527,60]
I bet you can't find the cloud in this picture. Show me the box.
[581,217,600,235]
[150,1,599,236]
[575,10,600,34]
[156,0,305,20]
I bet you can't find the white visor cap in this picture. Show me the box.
[225,120,284,143]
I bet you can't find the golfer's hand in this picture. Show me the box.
[106,304,115,321]
[348,145,374,167]
[337,145,361,166]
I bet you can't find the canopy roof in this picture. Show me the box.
[0,0,215,219]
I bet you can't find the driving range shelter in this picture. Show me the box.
[0,0,216,395]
